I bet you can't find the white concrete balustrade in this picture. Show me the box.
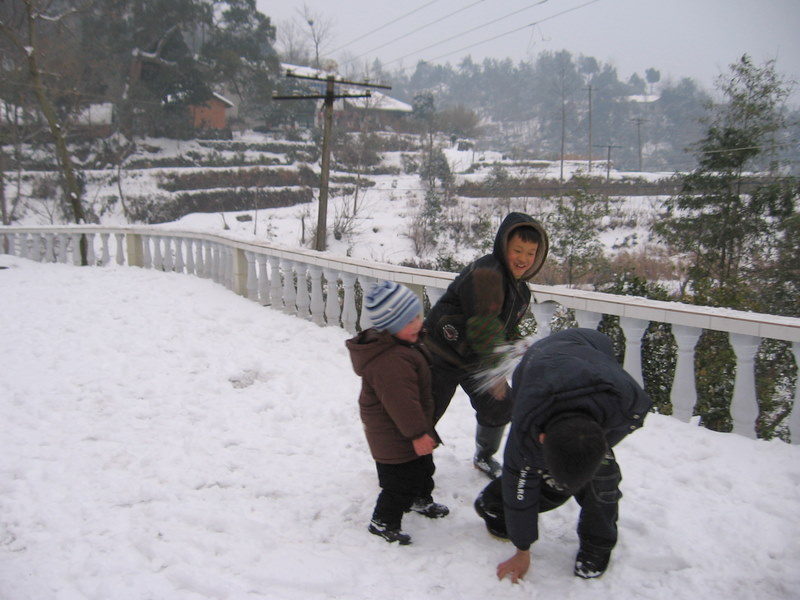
[3,225,800,442]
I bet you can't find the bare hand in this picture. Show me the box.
[412,434,436,456]
[497,549,530,583]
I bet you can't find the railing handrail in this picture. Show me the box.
[4,223,800,442]
[4,224,798,342]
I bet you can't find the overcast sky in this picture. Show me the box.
[257,0,800,102]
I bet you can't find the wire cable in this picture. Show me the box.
[421,0,601,66]
[328,0,442,55]
[383,0,549,68]
[339,0,487,67]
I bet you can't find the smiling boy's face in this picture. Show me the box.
[506,234,539,280]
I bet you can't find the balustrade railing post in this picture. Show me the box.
[530,301,558,339]
[425,287,445,316]
[230,247,247,296]
[203,240,213,279]
[280,259,297,314]
[115,233,126,266]
[174,238,185,273]
[71,234,82,266]
[194,239,205,277]
[16,234,25,259]
[268,256,282,308]
[619,316,648,386]
[100,233,110,266]
[142,236,152,268]
[671,325,702,422]
[730,333,761,438]
[45,233,55,263]
[296,264,311,320]
[210,243,220,283]
[57,233,68,263]
[5,233,16,256]
[185,239,195,275]
[126,233,143,267]
[324,269,341,327]
[244,251,258,300]
[308,266,325,325]
[257,254,269,305]
[85,233,96,266]
[341,272,358,333]
[575,309,602,330]
[31,234,42,262]
[163,237,174,271]
[791,342,800,444]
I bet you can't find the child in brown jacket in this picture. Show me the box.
[346,281,449,544]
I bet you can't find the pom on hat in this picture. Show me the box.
[364,281,422,334]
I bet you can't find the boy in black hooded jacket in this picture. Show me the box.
[423,212,549,479]
[474,328,653,581]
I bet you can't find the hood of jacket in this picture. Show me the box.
[346,328,397,376]
[492,212,549,282]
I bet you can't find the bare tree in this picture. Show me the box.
[297,3,334,69]
[0,0,88,256]
[276,18,311,65]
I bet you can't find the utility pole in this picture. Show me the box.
[594,144,622,182]
[631,117,647,172]
[273,69,391,251]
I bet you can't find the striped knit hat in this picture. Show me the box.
[364,281,422,334]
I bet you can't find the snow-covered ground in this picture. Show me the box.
[2,254,799,600]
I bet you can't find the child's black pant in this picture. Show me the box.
[478,450,621,553]
[373,455,435,529]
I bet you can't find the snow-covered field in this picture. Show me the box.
[11,132,672,271]
[2,254,799,600]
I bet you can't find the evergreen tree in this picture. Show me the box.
[545,189,610,286]
[654,55,797,437]
[655,55,793,310]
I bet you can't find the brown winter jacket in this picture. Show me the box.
[345,328,440,464]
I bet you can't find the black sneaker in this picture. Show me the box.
[574,548,610,579]
[473,495,509,540]
[409,498,450,518]
[368,520,412,545]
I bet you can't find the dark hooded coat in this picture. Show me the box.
[346,328,440,464]
[501,328,653,550]
[423,212,549,371]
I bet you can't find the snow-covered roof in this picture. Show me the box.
[339,91,412,113]
[627,94,660,103]
[280,63,410,113]
[211,92,234,108]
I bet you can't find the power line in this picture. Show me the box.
[419,0,601,67]
[339,0,487,67]
[328,0,442,55]
[383,0,549,69]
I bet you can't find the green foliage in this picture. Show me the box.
[419,147,454,190]
[597,273,676,414]
[655,55,793,310]
[545,189,610,286]
[755,339,795,441]
[693,331,735,432]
